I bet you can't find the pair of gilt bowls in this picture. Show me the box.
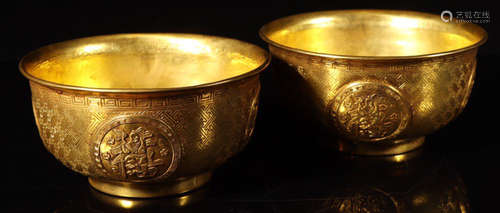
[19,10,487,197]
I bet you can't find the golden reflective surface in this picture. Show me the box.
[84,186,207,212]
[261,10,486,57]
[19,34,269,197]
[314,149,470,213]
[260,10,487,155]
[21,34,268,90]
[51,147,470,213]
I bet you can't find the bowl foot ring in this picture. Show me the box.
[89,172,212,198]
[338,136,425,156]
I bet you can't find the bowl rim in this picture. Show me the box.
[259,9,488,60]
[19,33,270,93]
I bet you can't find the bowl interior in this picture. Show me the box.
[260,10,486,57]
[21,34,268,89]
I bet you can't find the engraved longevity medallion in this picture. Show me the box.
[331,82,410,142]
[94,116,180,181]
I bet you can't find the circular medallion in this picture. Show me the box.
[330,81,410,142]
[321,188,398,213]
[93,116,180,182]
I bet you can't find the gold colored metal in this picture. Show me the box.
[260,10,487,155]
[87,185,207,211]
[88,172,212,198]
[19,33,269,197]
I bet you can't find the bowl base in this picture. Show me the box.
[338,137,425,156]
[88,172,212,198]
